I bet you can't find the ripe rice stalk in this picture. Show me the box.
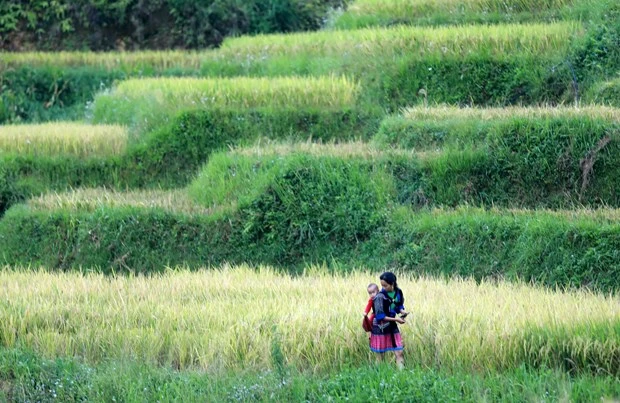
[0,50,211,71]
[345,0,577,19]
[25,188,211,215]
[1,265,616,374]
[91,76,360,129]
[0,123,128,157]
[401,105,620,122]
[219,22,580,60]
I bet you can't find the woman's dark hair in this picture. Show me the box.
[380,272,398,291]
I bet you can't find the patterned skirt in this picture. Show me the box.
[369,323,403,353]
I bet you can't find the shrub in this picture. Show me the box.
[0,0,345,51]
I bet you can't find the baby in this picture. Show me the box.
[363,283,380,327]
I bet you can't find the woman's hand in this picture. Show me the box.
[395,317,405,324]
[400,311,409,318]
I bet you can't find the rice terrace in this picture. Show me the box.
[0,0,618,401]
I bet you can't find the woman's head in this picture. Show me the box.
[379,272,397,291]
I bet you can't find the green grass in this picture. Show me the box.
[585,78,620,106]
[373,105,620,150]
[1,348,619,402]
[218,22,579,60]
[91,76,360,131]
[333,0,613,28]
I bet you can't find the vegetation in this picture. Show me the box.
[0,123,127,157]
[91,76,361,131]
[0,22,585,123]
[585,78,620,106]
[0,0,345,51]
[1,266,617,373]
[333,0,615,28]
[0,0,618,399]
[1,199,618,292]
[2,349,618,402]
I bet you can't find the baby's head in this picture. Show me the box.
[367,283,379,298]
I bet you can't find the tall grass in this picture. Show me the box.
[0,123,127,157]
[91,76,360,130]
[0,50,210,71]
[25,188,210,215]
[346,0,576,16]
[219,22,579,60]
[1,265,617,374]
[400,105,620,122]
[332,0,609,28]
[1,22,580,72]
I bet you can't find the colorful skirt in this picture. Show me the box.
[369,324,403,353]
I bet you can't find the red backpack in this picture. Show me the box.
[362,315,372,332]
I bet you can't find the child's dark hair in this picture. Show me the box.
[367,283,379,292]
[379,271,399,291]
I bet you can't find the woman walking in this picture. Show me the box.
[370,272,409,369]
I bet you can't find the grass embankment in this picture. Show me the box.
[91,76,360,131]
[1,173,618,291]
[1,266,617,374]
[1,21,588,123]
[0,77,378,215]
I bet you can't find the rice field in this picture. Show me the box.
[0,265,617,374]
[400,105,620,122]
[344,0,576,16]
[218,22,580,59]
[0,50,211,71]
[0,22,581,72]
[91,76,360,128]
[24,188,210,215]
[337,0,579,27]
[0,123,128,157]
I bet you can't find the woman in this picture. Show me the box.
[370,271,409,369]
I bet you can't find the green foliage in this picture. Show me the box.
[190,153,395,262]
[375,114,620,207]
[1,23,584,123]
[380,207,620,293]
[0,66,124,123]
[0,155,124,216]
[0,0,345,51]
[569,3,620,86]
[1,348,619,401]
[585,78,620,106]
[0,206,232,273]
[2,189,618,293]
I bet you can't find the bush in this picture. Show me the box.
[374,109,620,207]
[0,0,345,51]
[1,203,618,293]
[376,207,620,293]
[190,152,395,262]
